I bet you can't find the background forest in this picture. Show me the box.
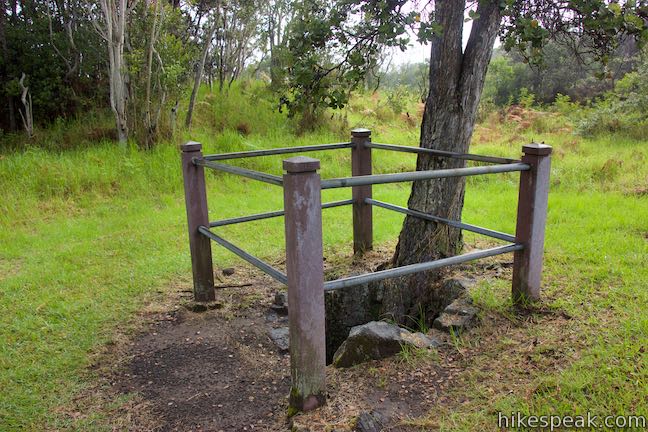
[1,0,647,146]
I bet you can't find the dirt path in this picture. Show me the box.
[116,312,291,431]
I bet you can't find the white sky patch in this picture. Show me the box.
[390,20,474,65]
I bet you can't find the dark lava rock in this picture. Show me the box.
[274,292,287,306]
[325,281,378,363]
[271,292,288,316]
[443,297,478,316]
[222,267,235,276]
[269,327,289,352]
[323,275,474,364]
[438,278,475,306]
[355,410,386,432]
[432,298,479,334]
[332,321,439,368]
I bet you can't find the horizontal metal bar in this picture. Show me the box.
[324,243,523,291]
[194,159,283,186]
[209,199,354,227]
[203,142,353,161]
[210,209,284,228]
[367,199,516,243]
[198,226,288,284]
[368,142,520,164]
[320,163,529,189]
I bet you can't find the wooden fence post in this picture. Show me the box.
[512,143,552,304]
[181,142,215,302]
[351,128,373,254]
[283,156,326,412]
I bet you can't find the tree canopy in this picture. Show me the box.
[276,0,647,128]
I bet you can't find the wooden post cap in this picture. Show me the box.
[351,128,371,137]
[181,141,202,152]
[522,143,552,156]
[283,156,320,173]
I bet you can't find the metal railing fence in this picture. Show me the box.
[180,128,552,413]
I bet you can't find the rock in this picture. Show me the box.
[332,321,440,368]
[271,292,288,316]
[269,327,289,352]
[265,309,288,323]
[274,292,287,306]
[400,331,440,349]
[443,297,478,316]
[433,313,474,333]
[222,267,235,276]
[439,278,475,305]
[355,410,386,432]
[270,305,288,315]
[325,281,378,363]
[432,298,478,334]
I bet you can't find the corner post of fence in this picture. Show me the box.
[512,143,552,304]
[282,156,326,413]
[351,128,373,254]
[181,142,215,303]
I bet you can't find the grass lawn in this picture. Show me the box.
[1,88,646,430]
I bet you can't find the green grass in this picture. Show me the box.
[1,85,647,430]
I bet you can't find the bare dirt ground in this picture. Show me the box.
[74,243,575,431]
[105,286,460,431]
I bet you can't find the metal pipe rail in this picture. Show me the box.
[320,162,530,189]
[181,133,553,414]
[324,243,523,291]
[366,199,516,243]
[209,199,354,227]
[203,142,353,161]
[194,158,284,186]
[368,142,520,165]
[198,226,288,284]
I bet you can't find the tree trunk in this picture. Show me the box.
[144,0,162,148]
[269,16,278,88]
[170,99,179,135]
[186,23,216,129]
[98,0,132,147]
[217,34,225,92]
[18,73,33,138]
[380,0,501,324]
[110,37,129,146]
[0,0,16,131]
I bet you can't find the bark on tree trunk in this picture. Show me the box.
[186,23,216,129]
[98,0,133,147]
[18,73,33,138]
[380,0,501,324]
[0,1,16,131]
[143,0,162,148]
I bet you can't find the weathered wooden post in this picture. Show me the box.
[283,156,326,412]
[181,142,215,302]
[512,143,552,304]
[351,128,373,254]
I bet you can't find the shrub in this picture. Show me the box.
[518,87,536,109]
[386,86,409,115]
[577,50,648,140]
[552,94,580,116]
[477,96,498,123]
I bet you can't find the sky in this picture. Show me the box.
[390,20,475,65]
